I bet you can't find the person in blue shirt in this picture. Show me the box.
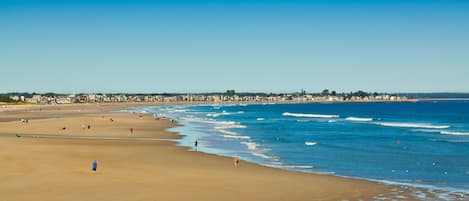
[92,160,97,171]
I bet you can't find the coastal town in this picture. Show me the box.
[3,90,411,104]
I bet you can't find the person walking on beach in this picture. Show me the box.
[194,139,198,151]
[92,160,97,172]
[234,156,240,168]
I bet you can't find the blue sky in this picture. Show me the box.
[1,0,468,93]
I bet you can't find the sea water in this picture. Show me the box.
[132,101,469,200]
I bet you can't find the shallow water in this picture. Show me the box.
[133,101,469,200]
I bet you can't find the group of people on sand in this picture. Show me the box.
[20,118,29,124]
[89,115,240,173]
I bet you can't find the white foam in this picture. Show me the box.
[256,118,264,121]
[223,135,250,139]
[206,111,244,117]
[282,112,339,118]
[217,129,238,136]
[206,113,222,117]
[284,165,315,169]
[240,142,260,150]
[345,117,373,122]
[440,131,469,136]
[412,129,443,133]
[251,152,275,159]
[305,141,318,146]
[374,122,450,129]
[181,117,240,126]
[214,124,247,129]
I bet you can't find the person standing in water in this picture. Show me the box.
[194,139,198,151]
[92,160,97,172]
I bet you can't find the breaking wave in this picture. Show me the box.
[223,135,250,139]
[345,117,373,122]
[305,141,318,146]
[240,142,260,150]
[282,112,339,118]
[440,131,469,136]
[374,122,450,129]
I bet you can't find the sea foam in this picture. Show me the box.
[240,142,260,150]
[305,141,318,146]
[223,135,250,139]
[282,112,339,118]
[206,111,244,117]
[374,122,450,129]
[440,131,469,136]
[345,117,373,122]
[284,165,315,169]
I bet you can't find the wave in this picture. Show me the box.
[240,142,260,150]
[214,124,247,129]
[217,129,238,136]
[374,122,450,129]
[251,152,279,160]
[223,135,250,139]
[181,117,240,126]
[206,111,245,117]
[305,141,318,146]
[206,113,222,117]
[284,165,315,169]
[345,117,373,122]
[256,118,264,121]
[282,112,339,118]
[412,129,469,136]
[440,131,469,136]
[412,129,443,133]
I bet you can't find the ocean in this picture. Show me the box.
[131,101,469,200]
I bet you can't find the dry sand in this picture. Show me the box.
[0,103,417,201]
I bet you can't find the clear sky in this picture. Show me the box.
[1,0,468,93]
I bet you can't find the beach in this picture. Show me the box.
[0,103,417,201]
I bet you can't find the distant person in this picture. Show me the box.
[92,160,97,172]
[87,125,91,129]
[130,128,133,134]
[15,134,21,138]
[234,156,240,168]
[62,127,67,130]
[194,139,198,151]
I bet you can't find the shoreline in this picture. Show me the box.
[142,103,469,199]
[0,103,432,200]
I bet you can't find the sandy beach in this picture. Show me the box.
[0,103,418,201]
